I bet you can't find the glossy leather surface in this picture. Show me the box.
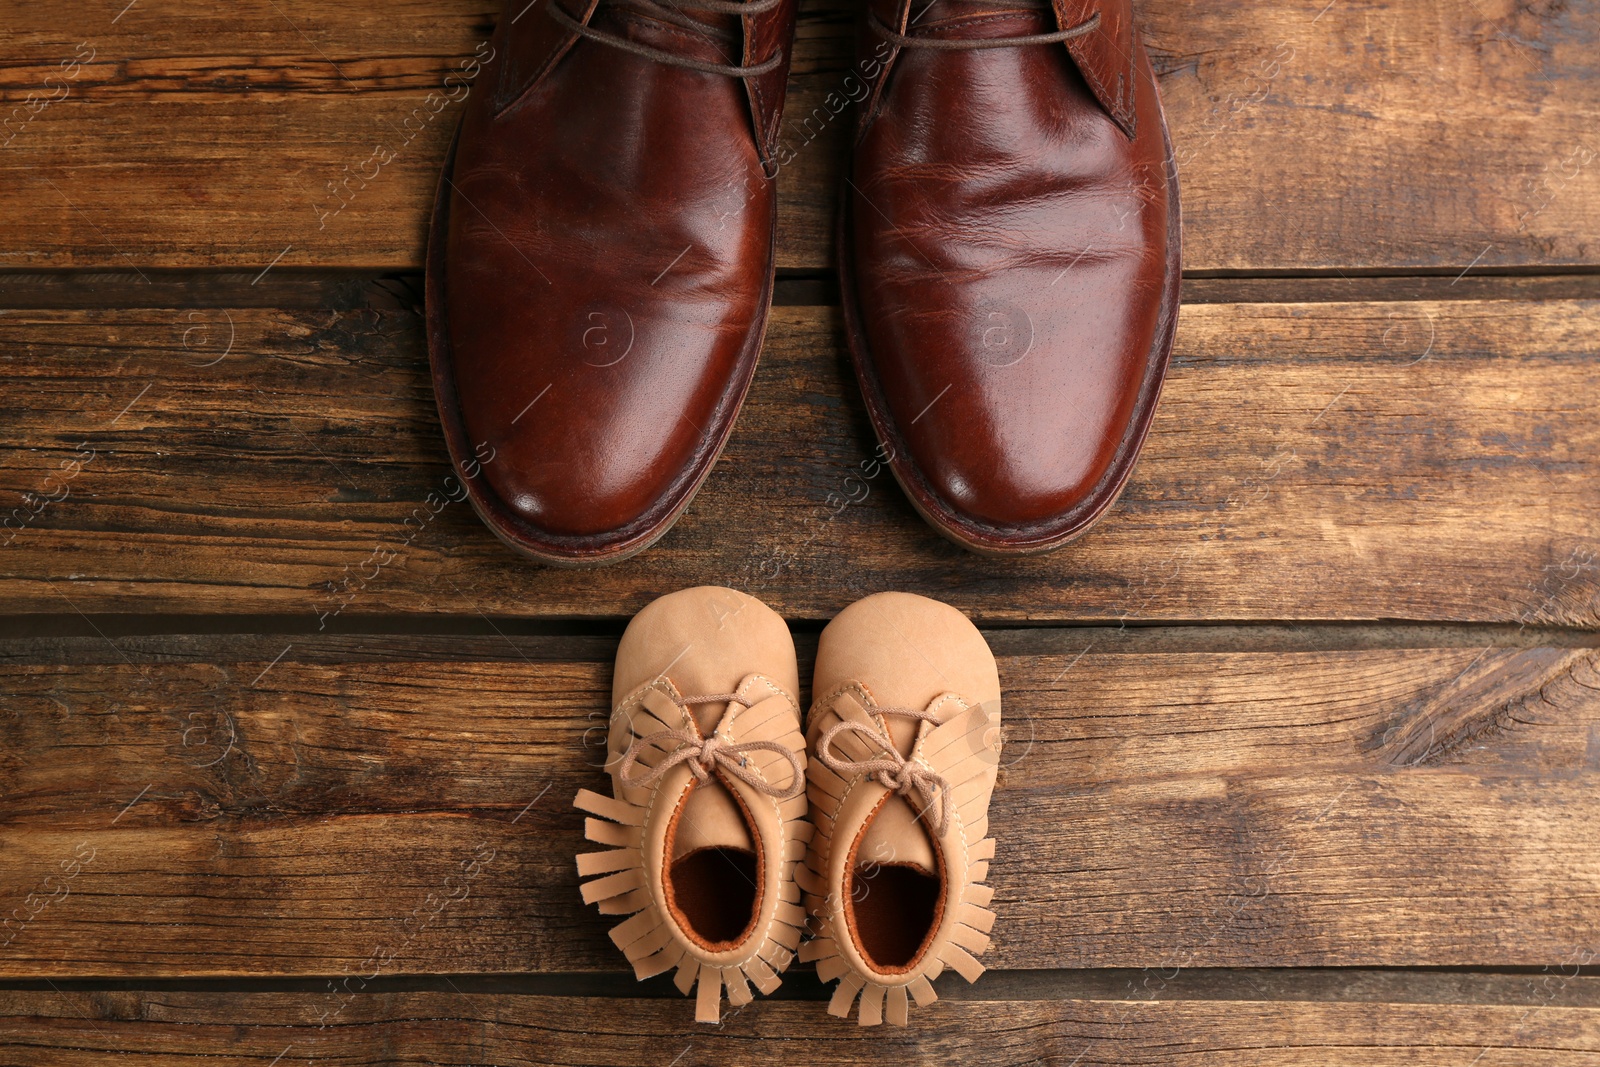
[841,0,1180,555]
[427,0,797,565]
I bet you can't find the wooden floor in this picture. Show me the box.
[2,0,1599,1062]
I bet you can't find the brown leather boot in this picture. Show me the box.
[427,0,799,565]
[575,587,811,1022]
[839,0,1181,555]
[799,592,1003,1025]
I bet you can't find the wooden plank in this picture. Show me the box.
[1,637,1596,975]
[2,0,1598,272]
[0,989,1597,1065]
[1,299,1596,624]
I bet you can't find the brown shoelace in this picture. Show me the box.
[869,0,1098,50]
[617,692,806,800]
[817,705,952,836]
[545,0,784,76]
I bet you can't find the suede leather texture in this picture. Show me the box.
[577,586,811,1023]
[800,592,1003,1024]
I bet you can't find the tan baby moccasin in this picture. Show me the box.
[575,586,812,1023]
[798,592,1002,1025]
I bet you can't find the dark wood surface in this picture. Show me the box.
[1,299,1596,623]
[5,979,1600,1066]
[1,0,1597,1061]
[2,634,1596,975]
[4,0,1599,272]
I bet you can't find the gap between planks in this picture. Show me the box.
[1,968,1598,1007]
[2,621,1598,660]
[5,270,1600,310]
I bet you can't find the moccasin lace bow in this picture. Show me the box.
[817,705,952,836]
[617,692,806,800]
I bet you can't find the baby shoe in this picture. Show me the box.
[575,586,812,1022]
[798,592,1002,1025]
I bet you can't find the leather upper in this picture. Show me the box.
[1051,0,1138,136]
[808,687,999,986]
[842,0,1179,552]
[492,0,798,164]
[624,676,801,966]
[430,0,797,561]
[798,592,1003,1025]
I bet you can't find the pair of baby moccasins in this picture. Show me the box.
[574,587,1003,1025]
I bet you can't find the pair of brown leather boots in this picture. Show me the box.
[428,0,1179,563]
[577,587,1002,1025]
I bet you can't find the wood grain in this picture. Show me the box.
[1,0,1595,1045]
[1,299,1596,624]
[0,988,1598,1066]
[1,636,1596,976]
[2,0,1598,271]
